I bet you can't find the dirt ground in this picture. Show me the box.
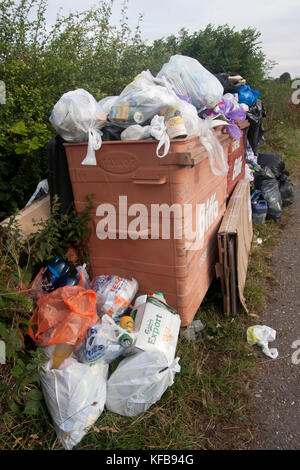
[247,182,300,450]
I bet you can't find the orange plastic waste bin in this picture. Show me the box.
[64,130,231,326]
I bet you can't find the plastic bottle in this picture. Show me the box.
[42,256,71,291]
[52,342,75,369]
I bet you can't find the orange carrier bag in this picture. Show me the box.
[28,286,98,345]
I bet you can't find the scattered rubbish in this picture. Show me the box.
[247,325,279,359]
[257,237,263,245]
[251,200,267,224]
[25,179,49,207]
[28,286,98,346]
[180,320,206,342]
[42,256,79,292]
[133,295,181,363]
[106,350,180,417]
[91,275,138,321]
[75,315,135,365]
[39,357,108,450]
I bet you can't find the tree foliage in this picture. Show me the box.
[0,0,272,218]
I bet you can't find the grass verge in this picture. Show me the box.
[1,121,300,452]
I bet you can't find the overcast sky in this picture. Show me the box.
[46,0,300,78]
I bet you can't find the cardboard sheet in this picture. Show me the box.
[216,178,253,315]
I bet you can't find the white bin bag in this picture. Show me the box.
[106,349,180,417]
[49,88,106,166]
[40,357,108,450]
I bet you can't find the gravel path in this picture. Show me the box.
[248,182,300,450]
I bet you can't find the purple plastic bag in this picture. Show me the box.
[206,98,246,139]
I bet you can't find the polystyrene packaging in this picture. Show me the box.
[91,275,138,320]
[40,357,108,450]
[106,350,180,417]
[49,88,106,165]
[157,55,224,111]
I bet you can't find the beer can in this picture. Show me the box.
[119,333,133,348]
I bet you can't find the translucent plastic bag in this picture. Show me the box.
[247,325,278,359]
[98,96,119,116]
[91,275,138,320]
[75,314,136,365]
[157,55,224,111]
[28,286,98,346]
[49,89,106,165]
[198,118,229,176]
[106,350,180,417]
[108,70,179,128]
[120,115,170,158]
[40,357,108,450]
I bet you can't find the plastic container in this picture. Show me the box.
[64,131,230,326]
[251,200,267,224]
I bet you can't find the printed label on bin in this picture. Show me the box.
[98,153,139,174]
[232,155,243,181]
[232,139,241,151]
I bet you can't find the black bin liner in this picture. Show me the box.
[257,152,285,178]
[254,167,282,222]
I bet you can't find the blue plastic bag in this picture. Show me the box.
[234,85,260,107]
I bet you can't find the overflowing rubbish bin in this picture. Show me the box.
[64,130,231,326]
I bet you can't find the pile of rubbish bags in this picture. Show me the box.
[247,147,294,222]
[49,55,255,177]
[29,256,181,450]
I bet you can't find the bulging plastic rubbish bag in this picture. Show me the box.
[106,350,180,417]
[98,96,119,116]
[157,55,224,111]
[108,70,179,128]
[254,167,282,222]
[75,314,136,365]
[40,357,108,450]
[91,275,138,320]
[247,325,278,359]
[234,85,261,107]
[49,88,106,165]
[28,286,98,346]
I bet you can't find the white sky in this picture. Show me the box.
[45,0,300,78]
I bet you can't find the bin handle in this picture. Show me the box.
[131,176,167,185]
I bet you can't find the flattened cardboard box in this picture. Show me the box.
[216,178,253,316]
[1,195,50,237]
